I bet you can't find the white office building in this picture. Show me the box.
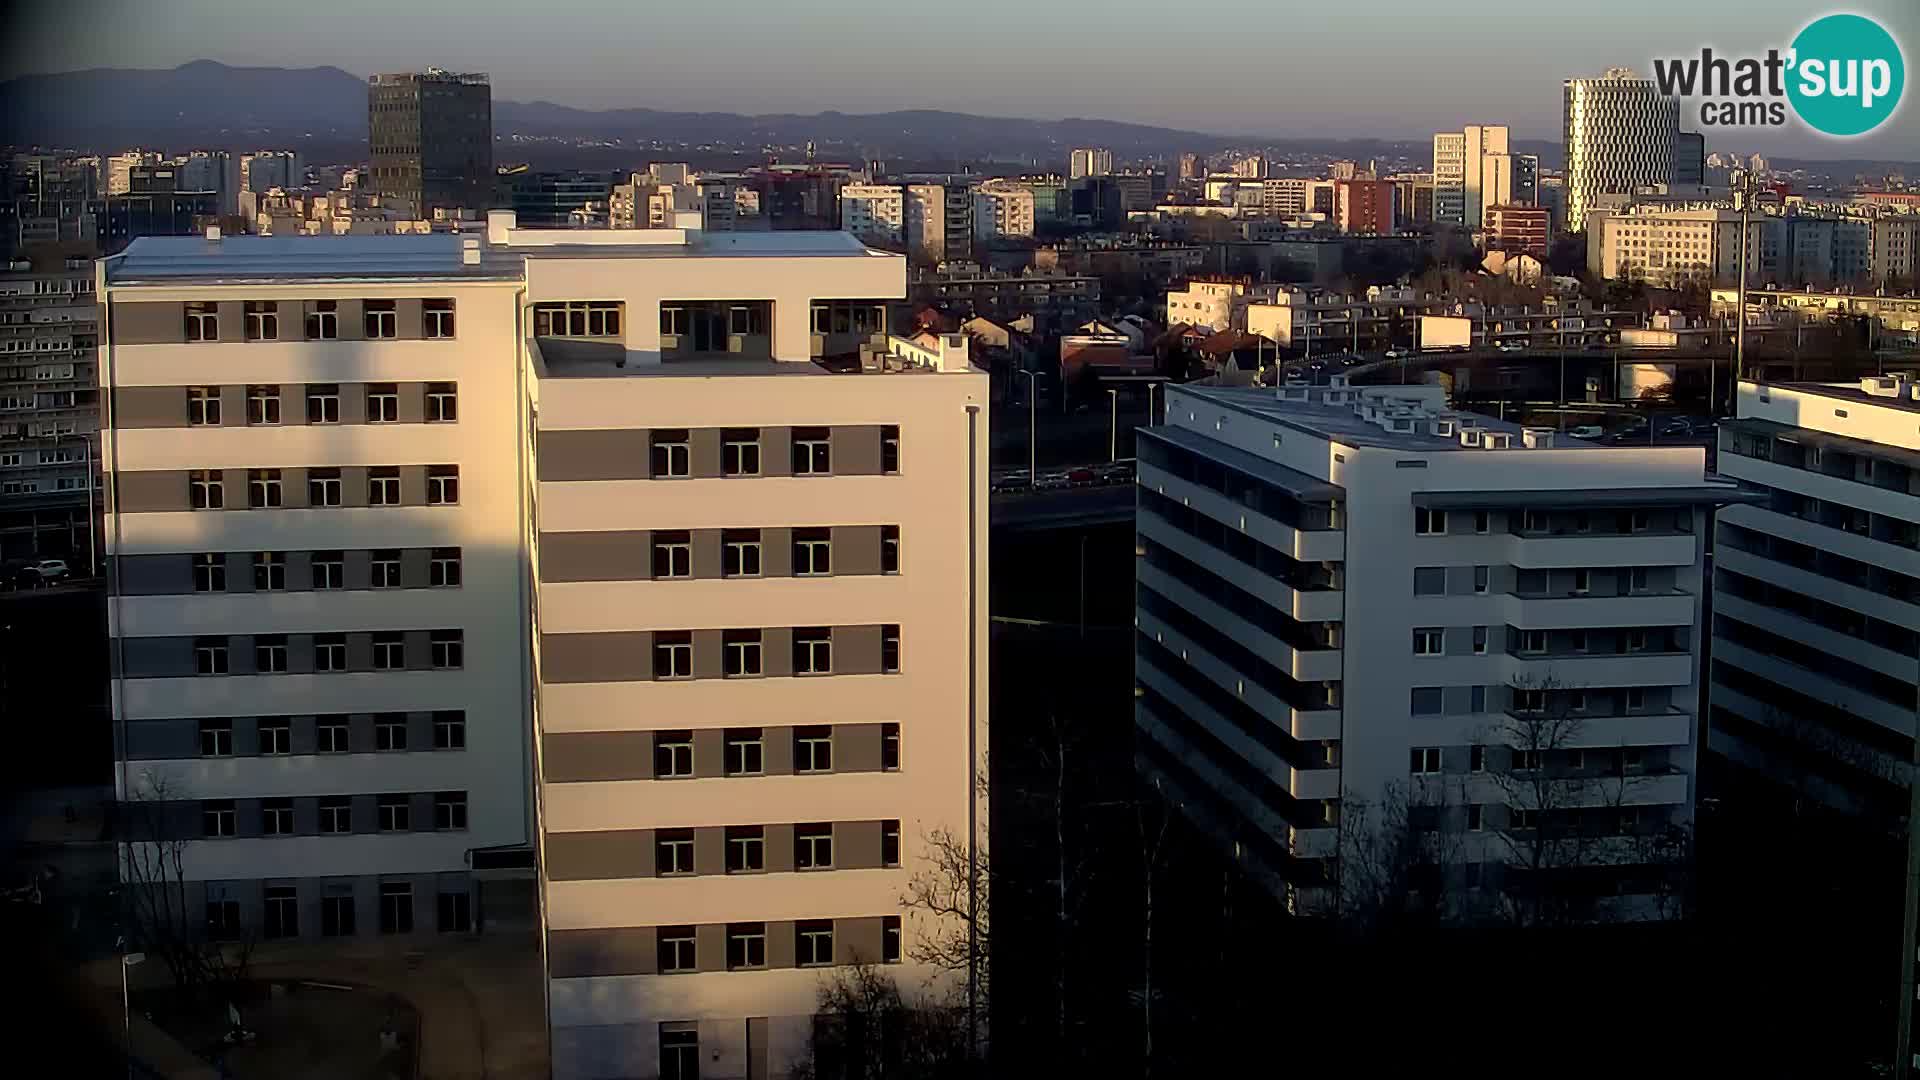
[1712,378,1920,817]
[1069,147,1114,180]
[1136,378,1739,919]
[1433,125,1536,228]
[1563,70,1680,233]
[100,211,988,1079]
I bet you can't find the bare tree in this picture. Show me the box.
[1336,777,1474,933]
[1475,673,1603,928]
[120,769,255,997]
[789,963,969,1080]
[1132,789,1173,1078]
[900,764,990,1043]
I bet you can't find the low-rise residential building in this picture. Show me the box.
[973,180,1036,241]
[839,183,907,248]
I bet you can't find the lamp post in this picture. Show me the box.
[122,951,145,1079]
[1016,370,1039,482]
[1107,389,1119,463]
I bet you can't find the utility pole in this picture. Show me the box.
[1018,370,1039,482]
[1733,168,1754,400]
[1108,389,1119,462]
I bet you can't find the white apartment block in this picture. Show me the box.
[1586,205,1770,287]
[1069,147,1113,180]
[1712,378,1920,817]
[839,183,906,247]
[973,181,1036,241]
[1136,378,1738,919]
[0,255,100,554]
[1432,125,1534,228]
[1262,178,1309,217]
[101,211,988,1080]
[905,184,974,265]
[1871,216,1920,285]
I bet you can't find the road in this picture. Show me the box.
[990,483,1135,531]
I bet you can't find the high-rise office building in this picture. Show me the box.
[368,69,493,217]
[1069,147,1114,180]
[1711,377,1920,819]
[177,152,242,216]
[106,152,160,196]
[1563,69,1680,233]
[1433,126,1534,227]
[98,210,986,1079]
[1673,132,1706,187]
[1136,378,1738,917]
[240,151,304,195]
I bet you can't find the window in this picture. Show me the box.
[722,428,760,476]
[248,551,285,591]
[653,633,693,680]
[651,430,690,478]
[728,305,764,336]
[192,553,226,592]
[1626,687,1646,711]
[1510,808,1539,830]
[1630,510,1650,533]
[424,299,455,338]
[262,798,294,835]
[377,795,410,832]
[726,826,766,873]
[1466,805,1483,832]
[882,820,901,867]
[723,630,762,677]
[796,824,834,870]
[424,465,459,505]
[657,926,696,973]
[1415,507,1446,535]
[306,384,340,424]
[246,385,281,426]
[1518,630,1547,654]
[722,529,761,577]
[660,304,686,337]
[794,628,832,675]
[1413,567,1446,595]
[366,385,399,423]
[433,711,465,750]
[1413,628,1443,656]
[1569,692,1589,713]
[1410,687,1444,715]
[244,301,278,341]
[439,889,472,933]
[1570,630,1589,653]
[1574,513,1592,535]
[656,830,695,875]
[720,728,765,776]
[1522,510,1547,532]
[1629,568,1649,593]
[1470,745,1486,773]
[883,916,902,963]
[189,470,224,510]
[434,791,468,831]
[882,724,901,771]
[797,919,834,965]
[793,427,831,475]
[306,467,342,507]
[372,633,405,670]
[194,637,229,675]
[1512,749,1542,772]
[794,529,832,576]
[264,886,298,938]
[795,726,833,773]
[203,799,236,837]
[319,797,351,834]
[654,730,694,778]
[320,888,356,935]
[422,546,460,587]
[187,387,221,425]
[727,922,767,969]
[363,299,397,338]
[379,881,413,934]
[1473,510,1490,534]
[368,467,401,505]
[881,525,900,574]
[185,302,218,342]
[1572,569,1591,595]
[305,300,337,340]
[199,718,233,757]
[1474,566,1490,594]
[426,382,456,422]
[254,715,291,754]
[247,469,282,509]
[305,550,342,590]
[1410,747,1442,774]
[317,716,349,753]
[431,630,463,670]
[882,624,901,674]
[206,895,240,940]
[371,549,401,588]
[536,301,622,338]
[315,633,347,672]
[652,531,691,578]
[660,1024,699,1080]
[881,425,900,474]
[1472,626,1488,655]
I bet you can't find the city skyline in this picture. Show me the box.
[5,0,1917,160]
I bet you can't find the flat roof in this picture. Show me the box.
[1412,485,1760,510]
[1139,425,1341,500]
[1179,385,1609,453]
[1770,380,1920,415]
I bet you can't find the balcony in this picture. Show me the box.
[1503,590,1697,629]
[1139,461,1344,564]
[1498,707,1693,748]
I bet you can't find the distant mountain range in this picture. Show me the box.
[1,61,1911,178]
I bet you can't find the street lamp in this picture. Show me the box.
[1107,388,1119,463]
[121,951,145,1080]
[1016,370,1039,483]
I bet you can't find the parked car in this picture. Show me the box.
[1568,425,1604,439]
[32,559,70,582]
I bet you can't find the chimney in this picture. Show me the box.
[204,224,221,242]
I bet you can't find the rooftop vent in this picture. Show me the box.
[1521,427,1557,449]
[1459,427,1484,448]
[1431,418,1458,438]
[204,225,221,242]
[1862,375,1908,397]
[1482,431,1513,450]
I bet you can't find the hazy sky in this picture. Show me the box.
[6,0,1917,158]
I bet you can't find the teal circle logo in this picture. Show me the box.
[1787,14,1905,136]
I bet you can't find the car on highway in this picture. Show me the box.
[1568,425,1604,439]
[1384,347,1410,359]
[1284,366,1305,380]
[1660,418,1694,436]
[1341,355,1364,367]
[1497,342,1527,353]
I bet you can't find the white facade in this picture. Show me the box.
[0,259,99,514]
[1563,70,1680,233]
[973,181,1036,241]
[1433,125,1531,228]
[1138,380,1729,918]
[1712,379,1920,815]
[1069,147,1114,180]
[839,183,907,247]
[1587,205,1768,287]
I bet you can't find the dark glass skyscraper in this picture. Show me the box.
[368,69,493,217]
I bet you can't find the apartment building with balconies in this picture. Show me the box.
[1,251,101,559]
[1137,377,1742,920]
[101,210,987,1080]
[1712,378,1920,819]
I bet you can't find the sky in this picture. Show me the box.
[5,0,1918,160]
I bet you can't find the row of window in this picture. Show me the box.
[648,821,901,875]
[186,383,456,426]
[646,426,900,479]
[650,918,902,974]
[1406,685,1653,716]
[198,712,465,756]
[200,791,466,837]
[645,626,901,679]
[187,466,459,509]
[183,299,455,342]
[1411,624,1667,656]
[191,548,461,591]
[1408,745,1648,779]
[1413,506,1676,537]
[644,528,898,579]
[646,724,902,778]
[206,881,470,941]
[190,631,463,674]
